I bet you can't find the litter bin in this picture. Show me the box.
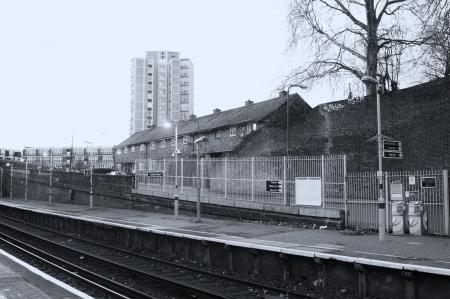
[408,201,427,236]
[391,201,406,235]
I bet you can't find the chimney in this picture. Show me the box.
[213,108,221,114]
[245,99,254,106]
[279,90,288,98]
[189,114,196,120]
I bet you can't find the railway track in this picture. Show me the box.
[0,213,314,299]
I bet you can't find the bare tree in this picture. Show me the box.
[287,0,427,95]
[414,0,450,78]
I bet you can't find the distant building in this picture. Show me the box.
[0,148,22,161]
[130,51,194,134]
[23,147,113,169]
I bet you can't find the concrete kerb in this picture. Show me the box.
[133,188,343,220]
[2,201,450,278]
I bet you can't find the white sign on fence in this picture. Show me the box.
[295,177,322,206]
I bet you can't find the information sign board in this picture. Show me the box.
[295,177,322,206]
[383,140,402,151]
[266,180,282,193]
[383,151,403,159]
[421,177,437,188]
[148,171,163,177]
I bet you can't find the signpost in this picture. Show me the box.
[266,180,282,193]
[383,140,403,159]
[148,171,164,177]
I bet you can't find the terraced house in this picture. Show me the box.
[114,93,311,173]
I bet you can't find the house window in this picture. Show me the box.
[171,138,175,147]
[117,149,122,155]
[183,136,188,144]
[253,123,257,131]
[215,130,222,139]
[230,126,237,137]
[247,124,252,134]
[161,140,165,148]
[139,144,145,151]
[131,146,135,152]
[124,147,128,153]
[150,141,155,149]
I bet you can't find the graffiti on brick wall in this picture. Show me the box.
[323,103,345,112]
[347,96,364,105]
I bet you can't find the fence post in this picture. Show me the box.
[163,158,166,192]
[251,157,255,202]
[283,156,287,206]
[444,170,449,235]
[181,158,184,195]
[385,172,390,234]
[321,155,325,209]
[200,158,204,198]
[0,167,3,198]
[343,155,348,227]
[224,157,227,199]
[25,161,28,200]
[134,159,138,190]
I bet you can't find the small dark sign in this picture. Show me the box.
[383,140,402,151]
[383,151,403,159]
[421,177,437,188]
[148,171,163,177]
[266,180,282,193]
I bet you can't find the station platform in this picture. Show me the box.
[0,233,92,298]
[0,198,449,278]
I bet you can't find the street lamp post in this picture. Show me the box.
[286,84,307,157]
[362,75,386,241]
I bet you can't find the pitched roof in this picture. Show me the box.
[115,95,290,148]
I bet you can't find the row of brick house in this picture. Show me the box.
[113,92,311,173]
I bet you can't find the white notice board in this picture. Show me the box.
[295,177,322,206]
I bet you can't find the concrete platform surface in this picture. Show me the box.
[1,198,450,277]
[0,240,92,298]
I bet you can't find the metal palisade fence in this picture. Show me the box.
[135,155,347,209]
[347,169,449,235]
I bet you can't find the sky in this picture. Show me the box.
[0,0,349,149]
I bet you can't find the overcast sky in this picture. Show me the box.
[0,0,350,149]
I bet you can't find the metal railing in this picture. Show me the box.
[135,155,347,208]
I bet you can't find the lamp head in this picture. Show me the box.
[162,122,172,129]
[194,136,207,144]
[6,163,11,167]
[361,75,378,84]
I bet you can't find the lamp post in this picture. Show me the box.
[5,163,13,200]
[163,122,180,218]
[85,141,94,209]
[21,158,28,200]
[286,84,307,157]
[44,150,53,205]
[194,136,206,223]
[361,75,386,241]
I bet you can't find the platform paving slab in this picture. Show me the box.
[1,198,449,276]
[0,247,92,299]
